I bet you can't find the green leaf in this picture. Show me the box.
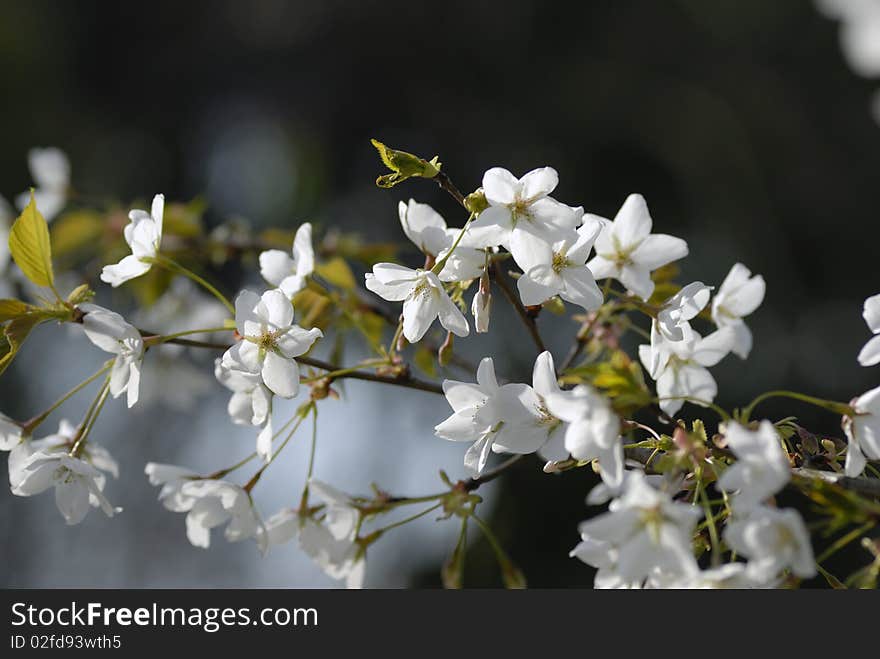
[315,257,356,290]
[0,311,47,376]
[50,210,105,259]
[0,299,31,322]
[9,191,55,288]
[370,139,442,188]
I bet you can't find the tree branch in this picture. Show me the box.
[492,263,546,355]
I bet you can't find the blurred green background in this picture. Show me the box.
[1,0,878,587]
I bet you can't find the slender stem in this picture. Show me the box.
[142,326,232,347]
[305,404,319,482]
[741,390,854,422]
[209,411,305,479]
[463,455,523,491]
[792,468,880,497]
[431,214,475,275]
[23,361,113,433]
[492,263,546,354]
[816,521,876,564]
[655,396,731,421]
[696,471,722,567]
[370,502,442,537]
[149,255,235,315]
[433,171,467,209]
[70,378,111,457]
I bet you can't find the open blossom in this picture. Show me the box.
[79,304,145,408]
[648,282,712,377]
[544,384,623,487]
[724,506,816,581]
[857,293,880,366]
[717,421,791,511]
[15,147,70,221]
[710,263,765,359]
[365,264,468,342]
[13,447,119,525]
[398,199,485,283]
[842,384,880,476]
[469,167,583,252]
[639,326,735,416]
[513,220,604,311]
[100,194,164,287]
[145,467,266,551]
[298,479,365,588]
[259,222,315,297]
[659,563,772,589]
[586,194,688,301]
[434,355,555,474]
[215,356,274,461]
[223,289,322,399]
[575,471,702,583]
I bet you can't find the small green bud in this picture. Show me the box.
[542,296,566,316]
[66,284,94,306]
[464,188,489,215]
[370,139,442,188]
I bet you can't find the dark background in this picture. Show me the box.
[1,0,878,587]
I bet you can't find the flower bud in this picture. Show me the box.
[464,188,488,215]
[471,275,491,334]
[438,331,454,367]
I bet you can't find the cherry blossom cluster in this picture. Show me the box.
[1,145,878,589]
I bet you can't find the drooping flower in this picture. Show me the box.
[575,471,702,583]
[857,293,880,366]
[638,326,735,416]
[648,281,712,377]
[222,289,322,399]
[724,506,816,581]
[145,470,266,552]
[13,449,120,525]
[259,222,315,297]
[397,200,486,282]
[215,356,274,461]
[100,194,164,287]
[586,194,688,301]
[717,421,791,511]
[544,384,623,487]
[365,264,468,342]
[842,384,880,476]
[15,147,70,221]
[513,220,604,311]
[298,478,365,588]
[710,263,766,359]
[79,304,145,408]
[434,355,556,474]
[468,167,583,249]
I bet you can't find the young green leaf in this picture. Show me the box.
[9,191,55,288]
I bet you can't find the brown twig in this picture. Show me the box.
[491,263,546,355]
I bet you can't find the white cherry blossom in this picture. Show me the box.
[711,263,765,359]
[15,147,70,221]
[222,289,322,399]
[513,220,604,311]
[298,478,365,588]
[586,194,688,301]
[639,326,735,416]
[724,506,816,581]
[100,194,164,287]
[259,222,315,297]
[648,281,712,376]
[544,384,623,487]
[398,200,486,283]
[469,167,583,249]
[215,356,274,461]
[365,264,468,342]
[79,304,145,408]
[575,471,702,583]
[842,384,880,476]
[13,449,119,525]
[717,420,791,511]
[146,473,266,551]
[1,413,22,451]
[857,293,880,366]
